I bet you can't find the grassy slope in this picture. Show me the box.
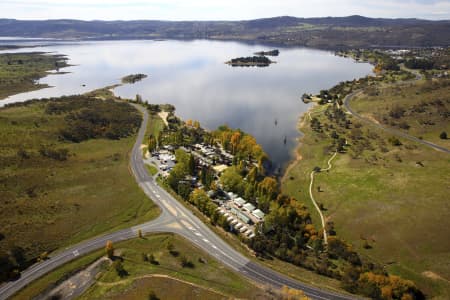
[145,112,165,140]
[0,52,68,99]
[79,234,266,299]
[0,101,160,261]
[103,277,227,300]
[282,81,450,298]
[351,79,450,148]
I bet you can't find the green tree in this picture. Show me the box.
[257,177,278,201]
[112,260,127,277]
[247,167,258,183]
[10,246,27,269]
[188,154,195,175]
[148,134,157,152]
[220,166,244,195]
[440,131,447,139]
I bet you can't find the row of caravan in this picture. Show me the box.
[219,210,256,239]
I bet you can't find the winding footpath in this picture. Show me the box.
[309,152,337,245]
[0,104,358,300]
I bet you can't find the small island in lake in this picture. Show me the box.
[254,49,280,56]
[121,73,148,84]
[226,56,274,67]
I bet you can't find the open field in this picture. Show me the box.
[97,276,228,300]
[0,98,160,273]
[0,52,68,99]
[78,234,267,299]
[351,79,450,148]
[282,80,450,298]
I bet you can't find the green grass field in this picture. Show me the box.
[0,52,69,99]
[145,164,158,176]
[98,276,228,300]
[282,80,450,299]
[0,100,160,265]
[78,234,266,299]
[146,111,165,140]
[351,79,450,148]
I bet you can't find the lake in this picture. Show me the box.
[0,39,373,170]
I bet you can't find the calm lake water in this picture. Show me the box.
[1,39,373,170]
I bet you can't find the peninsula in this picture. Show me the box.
[121,73,148,84]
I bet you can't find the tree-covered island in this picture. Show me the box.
[226,56,274,67]
[254,49,280,56]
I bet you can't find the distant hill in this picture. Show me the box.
[0,15,449,49]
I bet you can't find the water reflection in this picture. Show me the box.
[1,40,373,169]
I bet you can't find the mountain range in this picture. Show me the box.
[1,15,449,49]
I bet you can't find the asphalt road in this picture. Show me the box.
[0,104,357,300]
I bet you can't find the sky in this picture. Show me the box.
[1,0,449,21]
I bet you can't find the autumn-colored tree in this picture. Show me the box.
[280,285,310,300]
[230,131,241,154]
[39,251,49,261]
[189,189,216,216]
[257,177,278,200]
[186,119,193,127]
[106,240,114,259]
[193,120,200,129]
[210,181,218,191]
[357,272,420,300]
[373,64,383,74]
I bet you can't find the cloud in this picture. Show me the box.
[0,0,449,20]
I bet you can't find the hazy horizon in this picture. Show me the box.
[1,14,450,22]
[1,0,449,21]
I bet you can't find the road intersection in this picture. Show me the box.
[0,104,356,300]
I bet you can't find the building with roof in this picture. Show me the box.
[252,209,265,221]
[233,197,246,207]
[231,207,251,224]
[243,203,255,212]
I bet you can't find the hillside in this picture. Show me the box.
[0,96,159,283]
[1,15,449,49]
[282,65,450,298]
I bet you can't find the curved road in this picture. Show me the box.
[0,104,358,300]
[343,71,450,154]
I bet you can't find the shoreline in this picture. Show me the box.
[281,103,316,183]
